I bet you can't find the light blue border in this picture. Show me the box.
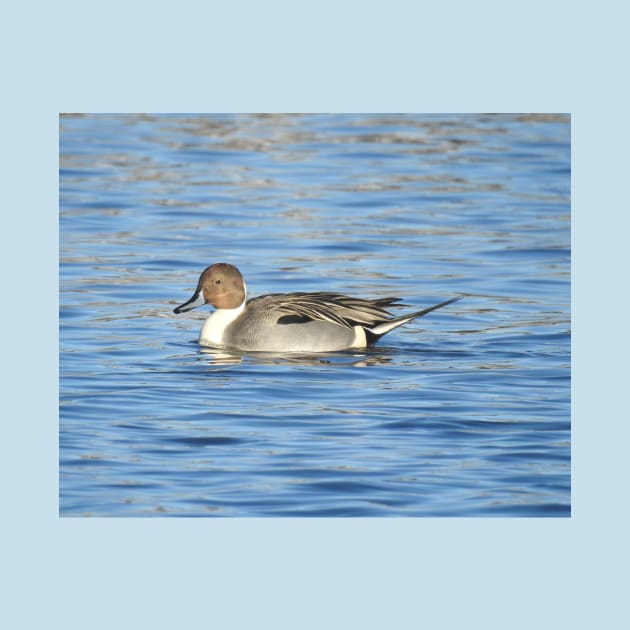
[5,1,627,627]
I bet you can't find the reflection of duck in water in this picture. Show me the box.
[198,346,395,368]
[174,263,461,353]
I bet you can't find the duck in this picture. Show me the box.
[174,263,461,353]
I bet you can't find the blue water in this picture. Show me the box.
[59,113,570,516]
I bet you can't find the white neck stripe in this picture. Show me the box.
[199,298,246,347]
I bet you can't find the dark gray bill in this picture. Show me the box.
[174,290,205,314]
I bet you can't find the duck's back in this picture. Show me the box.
[222,293,362,352]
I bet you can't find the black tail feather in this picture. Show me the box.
[366,295,463,344]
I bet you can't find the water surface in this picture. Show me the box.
[60,113,570,516]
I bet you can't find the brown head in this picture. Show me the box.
[174,263,246,313]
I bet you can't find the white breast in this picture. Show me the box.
[199,301,246,347]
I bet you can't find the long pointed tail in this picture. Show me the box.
[368,295,462,338]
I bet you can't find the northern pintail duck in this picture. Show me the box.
[174,263,461,352]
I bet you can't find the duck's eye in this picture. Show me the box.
[214,279,222,285]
